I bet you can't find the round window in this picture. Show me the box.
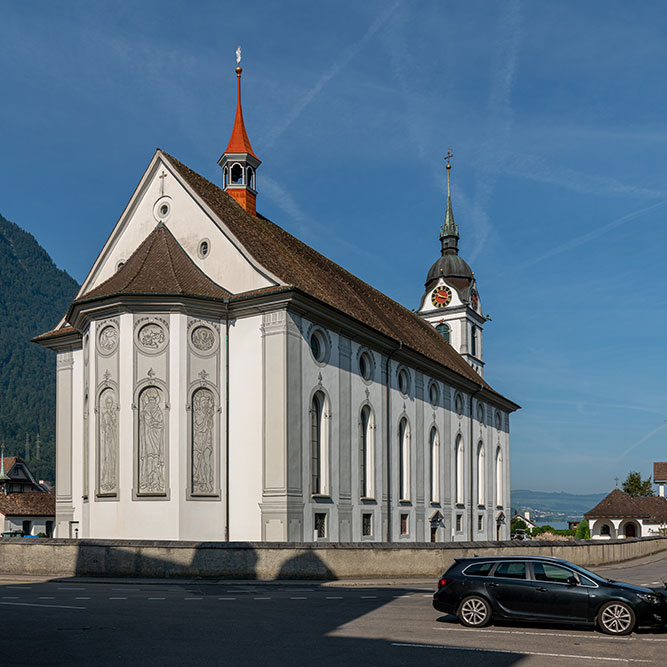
[198,239,210,258]
[429,382,439,406]
[159,204,169,216]
[359,352,373,381]
[398,369,409,395]
[153,197,172,222]
[310,331,325,362]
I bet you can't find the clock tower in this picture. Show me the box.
[417,157,487,377]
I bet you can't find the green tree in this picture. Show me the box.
[511,517,527,533]
[575,519,590,540]
[622,471,654,497]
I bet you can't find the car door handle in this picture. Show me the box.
[488,582,500,587]
[536,587,548,592]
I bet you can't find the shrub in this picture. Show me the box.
[575,520,590,540]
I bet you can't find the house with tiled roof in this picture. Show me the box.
[584,488,667,539]
[34,62,518,543]
[0,447,55,536]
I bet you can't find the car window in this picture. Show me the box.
[464,562,494,577]
[578,574,596,587]
[493,562,526,579]
[532,563,575,583]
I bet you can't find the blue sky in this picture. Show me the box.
[2,1,666,494]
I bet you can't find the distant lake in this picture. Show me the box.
[537,520,569,530]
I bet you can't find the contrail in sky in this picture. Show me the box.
[263,0,402,148]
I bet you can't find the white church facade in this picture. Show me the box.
[36,64,519,543]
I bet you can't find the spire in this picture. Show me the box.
[224,63,259,158]
[440,150,459,256]
[218,46,262,216]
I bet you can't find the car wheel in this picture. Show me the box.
[458,595,492,628]
[597,601,636,635]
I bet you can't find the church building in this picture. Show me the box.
[36,62,519,543]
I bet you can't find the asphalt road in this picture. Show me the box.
[0,553,665,666]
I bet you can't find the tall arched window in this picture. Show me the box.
[430,427,439,504]
[455,435,464,505]
[471,326,477,356]
[495,446,503,507]
[477,442,485,506]
[311,392,328,495]
[436,323,450,342]
[223,167,229,188]
[399,418,410,500]
[247,166,255,189]
[360,405,374,498]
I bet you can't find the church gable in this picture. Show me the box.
[78,152,280,299]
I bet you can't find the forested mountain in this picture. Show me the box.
[0,213,79,483]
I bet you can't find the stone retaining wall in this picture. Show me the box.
[1,537,665,580]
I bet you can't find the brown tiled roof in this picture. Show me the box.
[1,456,18,474]
[32,326,77,343]
[162,151,503,394]
[77,222,231,303]
[585,488,667,523]
[654,462,667,483]
[0,492,55,517]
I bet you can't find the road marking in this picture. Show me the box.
[360,595,377,599]
[433,627,631,641]
[0,601,85,610]
[38,596,54,600]
[112,588,134,591]
[326,596,343,600]
[392,642,651,662]
[148,597,165,600]
[2,596,19,599]
[75,597,90,600]
[57,587,85,590]
[108,597,127,600]
[184,597,202,600]
[423,594,434,597]
[6,586,30,590]
[651,581,661,585]
[393,594,412,598]
[290,596,307,600]
[254,597,271,600]
[218,597,236,600]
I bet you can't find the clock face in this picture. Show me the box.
[470,290,479,309]
[431,286,452,308]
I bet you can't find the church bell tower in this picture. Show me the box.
[218,47,261,216]
[417,154,487,377]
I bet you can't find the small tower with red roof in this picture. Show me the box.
[218,47,261,216]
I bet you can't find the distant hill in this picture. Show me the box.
[0,212,79,482]
[512,489,607,524]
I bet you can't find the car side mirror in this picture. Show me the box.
[567,575,579,586]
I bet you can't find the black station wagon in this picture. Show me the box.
[433,555,667,635]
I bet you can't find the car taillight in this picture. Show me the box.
[438,577,451,589]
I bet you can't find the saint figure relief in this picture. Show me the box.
[192,389,215,493]
[139,386,165,493]
[99,389,118,493]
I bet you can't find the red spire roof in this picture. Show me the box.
[224,68,259,160]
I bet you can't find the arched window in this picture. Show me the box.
[600,523,611,536]
[223,167,229,188]
[311,392,328,495]
[360,405,374,498]
[231,163,243,184]
[455,435,464,505]
[477,442,485,506]
[247,166,255,189]
[471,326,477,356]
[495,446,503,507]
[430,427,439,504]
[399,418,410,500]
[436,323,450,342]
